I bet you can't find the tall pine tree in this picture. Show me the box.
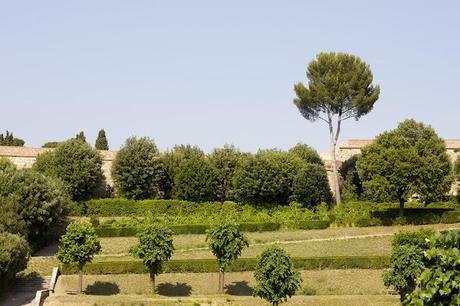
[95,129,109,150]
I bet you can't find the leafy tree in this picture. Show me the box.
[173,155,218,201]
[56,222,101,294]
[291,163,332,207]
[339,155,364,201]
[34,139,103,200]
[288,143,323,165]
[0,196,27,236]
[129,224,174,293]
[383,229,433,301]
[253,246,302,305]
[293,52,380,205]
[206,223,249,293]
[41,141,61,148]
[358,119,452,216]
[95,129,109,150]
[111,137,167,199]
[232,151,303,204]
[0,232,30,289]
[75,131,87,143]
[0,130,25,146]
[0,157,15,171]
[0,167,69,247]
[405,230,460,305]
[161,144,205,197]
[209,145,244,201]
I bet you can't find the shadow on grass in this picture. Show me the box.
[225,281,252,296]
[157,282,192,296]
[85,281,120,295]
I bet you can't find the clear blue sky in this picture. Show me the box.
[1,1,459,153]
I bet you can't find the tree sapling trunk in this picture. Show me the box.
[150,271,156,293]
[78,268,83,294]
[219,269,225,294]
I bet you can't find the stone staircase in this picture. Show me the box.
[12,277,51,292]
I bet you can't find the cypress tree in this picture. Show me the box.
[75,131,87,143]
[95,129,109,150]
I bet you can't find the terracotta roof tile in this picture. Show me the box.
[0,146,117,160]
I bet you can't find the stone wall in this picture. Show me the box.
[0,146,116,186]
[320,139,460,196]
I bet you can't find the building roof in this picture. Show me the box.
[0,146,116,160]
[339,139,460,149]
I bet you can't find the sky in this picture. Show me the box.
[1,1,459,154]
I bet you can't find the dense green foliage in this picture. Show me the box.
[0,167,69,247]
[206,223,249,293]
[41,141,61,148]
[129,224,174,292]
[383,229,433,300]
[291,163,332,207]
[406,230,460,305]
[0,232,30,292]
[56,222,101,293]
[358,119,452,215]
[111,137,167,200]
[173,155,218,201]
[232,151,303,204]
[0,196,27,236]
[293,52,380,204]
[95,129,109,150]
[161,144,205,197]
[288,143,323,165]
[0,157,16,171]
[34,138,103,200]
[253,246,302,305]
[339,155,364,201]
[209,145,244,201]
[60,255,390,275]
[0,130,24,146]
[75,131,87,143]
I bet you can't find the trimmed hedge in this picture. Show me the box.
[60,255,390,275]
[440,210,460,224]
[372,208,454,225]
[95,222,282,237]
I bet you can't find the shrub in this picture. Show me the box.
[440,210,460,223]
[0,196,27,236]
[0,130,24,146]
[0,233,30,293]
[0,157,16,171]
[34,138,103,200]
[383,229,433,301]
[111,137,167,200]
[59,255,390,275]
[405,230,460,305]
[56,222,101,294]
[291,164,332,207]
[253,246,302,305]
[173,156,218,202]
[0,167,70,248]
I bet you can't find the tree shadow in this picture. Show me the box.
[85,281,120,295]
[157,282,192,296]
[225,281,253,296]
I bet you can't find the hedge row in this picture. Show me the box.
[371,208,457,226]
[60,255,390,275]
[94,222,285,237]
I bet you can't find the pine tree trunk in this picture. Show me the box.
[78,269,83,294]
[328,115,342,205]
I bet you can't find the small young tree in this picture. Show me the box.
[293,52,380,205]
[206,223,249,294]
[95,129,109,150]
[56,222,101,294]
[129,225,174,292]
[253,246,302,305]
[358,119,452,216]
[111,137,167,199]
